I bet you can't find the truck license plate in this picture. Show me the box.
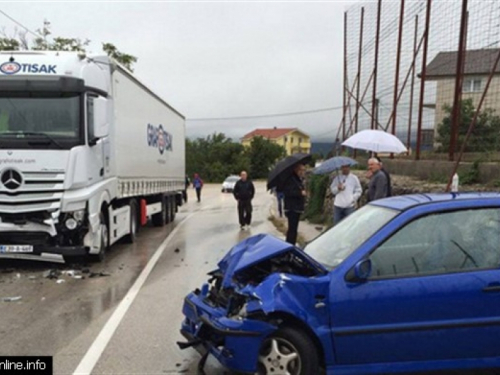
[0,245,34,253]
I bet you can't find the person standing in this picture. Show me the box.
[183,175,190,202]
[330,164,362,224]
[367,158,388,202]
[192,173,203,202]
[376,157,392,197]
[282,164,306,245]
[233,171,255,230]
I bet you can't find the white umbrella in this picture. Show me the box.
[342,129,408,154]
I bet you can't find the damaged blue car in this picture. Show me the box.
[179,193,500,374]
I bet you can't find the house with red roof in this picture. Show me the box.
[241,127,311,155]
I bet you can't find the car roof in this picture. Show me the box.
[370,192,500,211]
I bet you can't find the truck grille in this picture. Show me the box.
[0,171,64,214]
[0,232,52,246]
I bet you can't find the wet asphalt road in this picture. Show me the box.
[0,182,280,375]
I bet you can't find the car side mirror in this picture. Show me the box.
[346,259,372,282]
[91,97,109,143]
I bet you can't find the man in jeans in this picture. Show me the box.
[330,164,362,225]
[233,171,255,230]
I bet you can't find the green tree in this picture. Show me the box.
[186,133,250,182]
[0,20,137,71]
[436,98,500,153]
[246,136,286,179]
[102,43,137,72]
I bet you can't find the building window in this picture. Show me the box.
[463,78,482,93]
[290,137,294,144]
[299,137,302,144]
[284,136,287,143]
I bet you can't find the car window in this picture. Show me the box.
[369,208,500,278]
[304,205,398,269]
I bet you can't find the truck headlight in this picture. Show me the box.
[65,217,78,230]
[72,210,86,221]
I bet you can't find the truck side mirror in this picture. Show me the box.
[91,97,109,142]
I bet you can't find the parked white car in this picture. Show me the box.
[221,175,240,193]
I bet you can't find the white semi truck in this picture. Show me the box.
[0,51,186,262]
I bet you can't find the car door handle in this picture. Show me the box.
[482,284,500,293]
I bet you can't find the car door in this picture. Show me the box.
[330,206,500,366]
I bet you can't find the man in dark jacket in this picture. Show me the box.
[282,164,306,245]
[233,171,255,230]
[376,157,392,197]
[367,158,388,202]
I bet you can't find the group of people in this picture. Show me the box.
[330,157,392,225]
[187,156,391,247]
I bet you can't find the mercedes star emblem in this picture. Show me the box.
[1,169,23,190]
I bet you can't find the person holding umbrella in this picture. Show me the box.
[330,164,362,224]
[282,164,307,245]
[267,153,311,246]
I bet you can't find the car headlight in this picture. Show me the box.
[65,217,78,230]
[236,302,248,318]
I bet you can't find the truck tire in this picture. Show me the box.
[91,212,109,262]
[169,196,176,222]
[124,200,138,243]
[152,196,168,227]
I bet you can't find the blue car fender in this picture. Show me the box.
[239,272,335,366]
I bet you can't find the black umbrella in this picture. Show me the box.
[267,153,312,190]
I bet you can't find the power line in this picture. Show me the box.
[0,9,41,39]
[187,105,343,122]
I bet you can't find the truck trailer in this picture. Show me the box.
[0,51,186,262]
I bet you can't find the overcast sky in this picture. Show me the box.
[0,1,351,142]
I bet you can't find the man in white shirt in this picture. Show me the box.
[330,164,362,225]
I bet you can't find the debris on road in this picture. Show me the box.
[56,279,65,284]
[3,296,22,302]
[28,276,37,280]
[89,272,110,278]
[174,248,180,253]
[1,268,14,274]
[44,269,61,280]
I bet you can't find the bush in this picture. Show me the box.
[459,160,481,185]
[303,174,330,224]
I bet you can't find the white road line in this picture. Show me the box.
[73,212,196,375]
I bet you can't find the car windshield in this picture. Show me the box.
[225,177,239,183]
[0,94,81,149]
[304,204,398,269]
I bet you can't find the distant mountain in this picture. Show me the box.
[311,142,335,156]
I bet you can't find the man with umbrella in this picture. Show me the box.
[330,164,362,224]
[267,153,311,246]
[282,164,307,245]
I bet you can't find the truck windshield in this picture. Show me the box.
[0,94,82,149]
[304,204,398,269]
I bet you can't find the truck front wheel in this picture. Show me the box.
[91,212,109,262]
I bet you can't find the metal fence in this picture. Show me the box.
[341,0,500,167]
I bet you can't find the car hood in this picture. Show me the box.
[217,234,327,288]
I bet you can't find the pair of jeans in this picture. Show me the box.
[195,188,201,202]
[238,200,252,226]
[334,205,355,225]
[286,211,301,245]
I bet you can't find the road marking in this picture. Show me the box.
[73,212,196,375]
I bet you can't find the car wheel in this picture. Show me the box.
[257,327,319,375]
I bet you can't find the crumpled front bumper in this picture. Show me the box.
[180,292,277,373]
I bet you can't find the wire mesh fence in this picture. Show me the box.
[342,0,500,162]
